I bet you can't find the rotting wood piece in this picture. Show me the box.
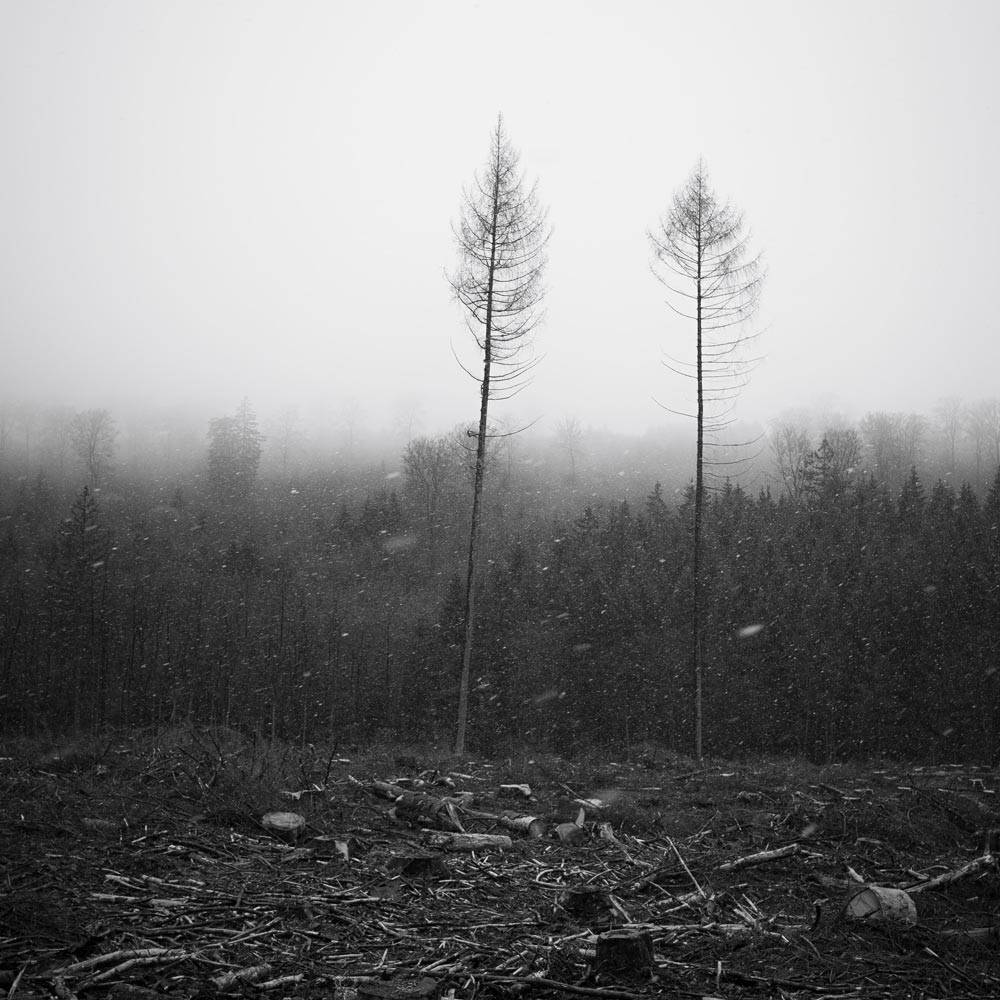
[593,929,653,981]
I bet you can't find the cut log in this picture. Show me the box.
[844,886,917,925]
[593,929,653,981]
[500,814,547,839]
[423,831,512,852]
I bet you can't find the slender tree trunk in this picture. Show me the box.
[450,115,548,752]
[693,208,704,761]
[456,168,500,755]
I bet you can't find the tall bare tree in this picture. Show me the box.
[649,160,763,759]
[449,114,548,753]
[770,417,813,499]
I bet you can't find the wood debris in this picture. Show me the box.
[2,741,999,1000]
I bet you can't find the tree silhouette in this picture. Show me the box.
[449,114,549,752]
[70,408,116,486]
[208,399,263,500]
[649,161,763,758]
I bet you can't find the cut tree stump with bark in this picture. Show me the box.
[593,929,654,981]
[260,812,306,843]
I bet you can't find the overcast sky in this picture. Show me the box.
[1,0,997,436]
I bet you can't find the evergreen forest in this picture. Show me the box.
[1,401,998,763]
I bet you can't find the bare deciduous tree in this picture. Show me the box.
[649,160,763,759]
[821,426,861,482]
[859,411,925,491]
[770,417,813,499]
[449,114,549,753]
[967,398,1000,485]
[70,408,117,486]
[271,406,303,479]
[934,397,965,476]
[555,415,585,483]
[403,433,461,569]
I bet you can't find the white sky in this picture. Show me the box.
[1,0,998,435]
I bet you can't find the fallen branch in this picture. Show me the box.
[212,964,274,989]
[904,853,996,893]
[85,952,191,985]
[52,948,178,978]
[718,843,811,873]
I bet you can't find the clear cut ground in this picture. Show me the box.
[1,729,998,1000]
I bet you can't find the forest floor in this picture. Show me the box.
[1,729,998,1000]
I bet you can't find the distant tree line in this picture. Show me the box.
[0,400,998,762]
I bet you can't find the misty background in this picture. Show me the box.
[2,1,1000,760]
[2,0,998,440]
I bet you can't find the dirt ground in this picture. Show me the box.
[1,729,998,1000]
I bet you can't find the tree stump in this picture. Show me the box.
[594,929,653,981]
[261,811,306,843]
